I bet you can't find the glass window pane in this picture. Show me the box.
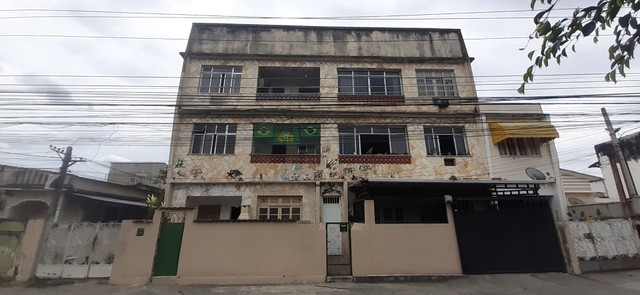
[203,134,214,154]
[356,126,371,133]
[372,127,388,133]
[369,74,385,94]
[353,76,369,94]
[338,75,353,94]
[225,135,236,154]
[339,134,355,155]
[389,127,406,134]
[200,72,212,93]
[191,134,204,154]
[227,124,237,133]
[292,207,300,214]
[455,134,467,155]
[338,126,354,133]
[281,208,290,215]
[425,135,436,155]
[214,135,226,154]
[390,134,408,154]
[210,74,222,93]
[385,76,402,95]
[417,78,427,96]
[259,208,268,214]
[433,127,451,134]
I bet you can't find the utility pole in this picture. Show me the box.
[601,108,638,217]
[50,145,85,222]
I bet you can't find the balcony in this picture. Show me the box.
[257,67,320,101]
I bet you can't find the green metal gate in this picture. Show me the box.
[152,212,185,276]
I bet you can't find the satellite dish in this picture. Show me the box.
[525,167,547,180]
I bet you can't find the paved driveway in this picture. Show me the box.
[2,271,640,295]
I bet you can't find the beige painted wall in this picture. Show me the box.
[109,212,161,285]
[15,219,47,282]
[177,210,326,285]
[351,200,462,276]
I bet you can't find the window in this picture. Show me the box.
[417,70,458,97]
[199,66,242,93]
[258,196,302,221]
[252,124,320,155]
[498,138,541,156]
[187,196,242,221]
[424,126,468,156]
[338,70,402,95]
[339,126,408,155]
[190,124,237,154]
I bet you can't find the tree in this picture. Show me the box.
[520,0,640,94]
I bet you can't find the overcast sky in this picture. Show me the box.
[0,0,639,180]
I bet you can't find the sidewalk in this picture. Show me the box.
[2,271,640,295]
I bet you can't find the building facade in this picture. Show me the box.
[156,23,568,282]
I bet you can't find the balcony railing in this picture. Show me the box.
[337,94,405,103]
[250,154,322,164]
[256,93,321,101]
[338,154,411,164]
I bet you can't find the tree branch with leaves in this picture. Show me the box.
[520,0,640,94]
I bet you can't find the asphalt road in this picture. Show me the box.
[2,271,640,295]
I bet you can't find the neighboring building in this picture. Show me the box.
[0,164,154,222]
[591,131,640,200]
[158,23,567,282]
[560,168,610,205]
[107,162,167,189]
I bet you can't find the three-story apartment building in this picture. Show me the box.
[160,23,567,279]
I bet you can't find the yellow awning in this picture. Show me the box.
[489,122,559,145]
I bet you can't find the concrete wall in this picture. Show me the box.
[109,212,161,285]
[15,219,47,282]
[176,210,326,285]
[188,24,468,59]
[351,200,462,277]
[568,203,625,219]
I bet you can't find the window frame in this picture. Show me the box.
[424,126,469,156]
[337,69,403,96]
[199,66,242,94]
[252,124,321,155]
[497,138,541,156]
[190,124,237,155]
[338,126,409,155]
[257,196,302,221]
[416,70,458,97]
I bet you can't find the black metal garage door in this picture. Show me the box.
[452,196,565,274]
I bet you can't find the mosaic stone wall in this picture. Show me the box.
[168,57,490,209]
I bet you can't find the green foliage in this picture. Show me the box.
[520,0,640,94]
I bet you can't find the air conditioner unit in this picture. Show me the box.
[434,98,450,108]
